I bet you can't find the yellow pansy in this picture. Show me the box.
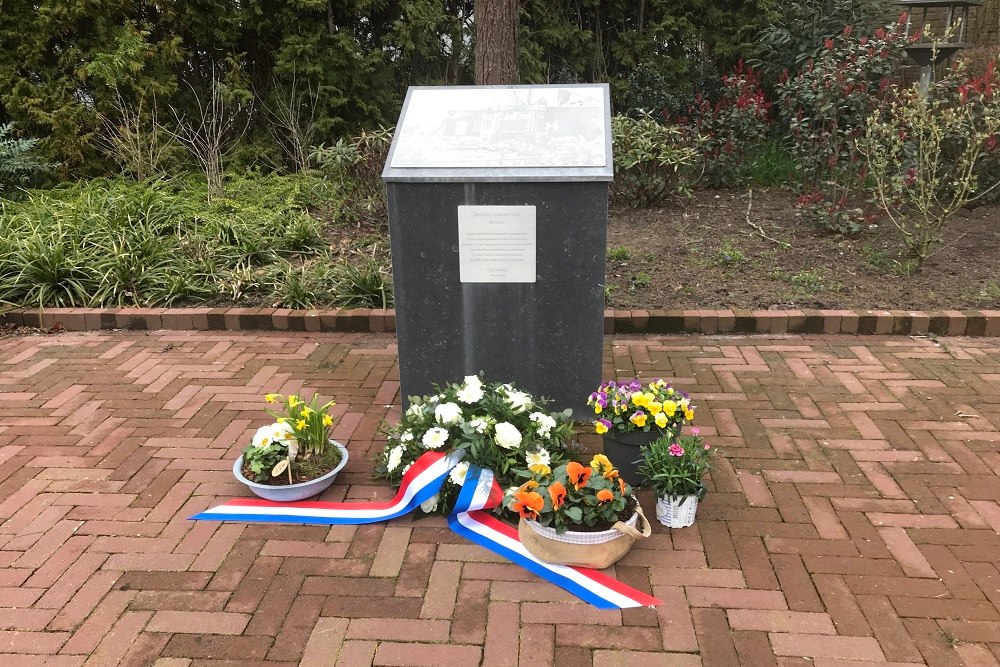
[594,420,609,435]
[528,463,551,476]
[630,412,648,428]
[631,393,646,407]
[654,412,668,428]
[684,409,695,421]
[593,403,603,414]
[663,400,677,416]
[590,454,613,474]
[648,401,663,415]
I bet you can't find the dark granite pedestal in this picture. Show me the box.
[382,84,613,417]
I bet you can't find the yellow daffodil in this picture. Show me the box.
[322,414,333,427]
[295,418,307,430]
[288,395,301,408]
[265,393,280,403]
[301,406,314,418]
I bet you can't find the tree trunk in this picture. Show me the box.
[474,0,519,84]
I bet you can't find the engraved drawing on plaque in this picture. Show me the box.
[390,87,607,169]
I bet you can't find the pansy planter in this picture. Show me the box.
[517,502,652,569]
[233,440,349,502]
[602,428,678,486]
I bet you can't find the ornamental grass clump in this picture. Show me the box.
[241,392,340,485]
[587,378,695,436]
[637,429,716,500]
[507,455,633,534]
[375,376,576,514]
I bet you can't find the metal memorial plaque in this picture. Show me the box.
[457,205,536,283]
[389,86,607,169]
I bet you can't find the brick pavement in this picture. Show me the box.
[1,329,999,666]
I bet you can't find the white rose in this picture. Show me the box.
[525,448,551,468]
[506,390,533,414]
[420,493,439,513]
[386,445,404,472]
[494,422,523,449]
[434,402,463,425]
[422,427,450,450]
[456,384,484,404]
[449,461,470,486]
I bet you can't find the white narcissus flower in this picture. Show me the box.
[420,493,439,513]
[456,383,484,404]
[494,422,523,449]
[386,445,404,472]
[422,427,450,449]
[449,461,470,486]
[434,402,463,425]
[525,448,551,468]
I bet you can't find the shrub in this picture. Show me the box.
[862,60,1000,273]
[680,62,771,186]
[0,123,49,197]
[610,114,698,208]
[777,19,910,233]
[310,126,393,225]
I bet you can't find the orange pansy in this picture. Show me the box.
[548,481,567,510]
[512,491,544,519]
[566,461,592,490]
[596,489,614,504]
[516,479,539,494]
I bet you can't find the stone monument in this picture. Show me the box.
[381,84,612,416]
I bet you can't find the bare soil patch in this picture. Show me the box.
[605,188,1000,311]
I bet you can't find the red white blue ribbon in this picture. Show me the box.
[191,452,660,609]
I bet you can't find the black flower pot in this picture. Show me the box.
[602,428,675,486]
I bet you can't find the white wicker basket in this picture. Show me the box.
[655,495,699,528]
[524,510,639,545]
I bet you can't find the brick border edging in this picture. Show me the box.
[3,307,999,336]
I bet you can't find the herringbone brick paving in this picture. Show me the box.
[1,330,999,666]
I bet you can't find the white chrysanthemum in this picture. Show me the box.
[469,417,489,434]
[525,448,551,468]
[386,445,404,472]
[449,461,470,486]
[420,493,439,513]
[494,422,523,449]
[505,390,533,414]
[422,427,450,449]
[434,402,463,425]
[529,412,557,437]
[456,383,484,404]
[401,463,412,477]
[399,431,414,443]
